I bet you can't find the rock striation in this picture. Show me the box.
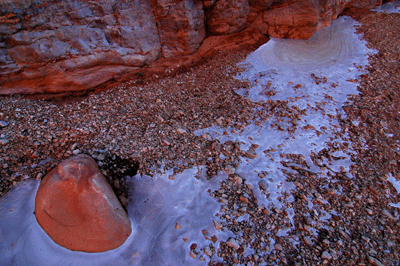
[0,0,389,95]
[34,154,132,253]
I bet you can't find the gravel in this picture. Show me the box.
[0,11,399,266]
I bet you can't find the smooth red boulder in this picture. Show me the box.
[35,154,132,253]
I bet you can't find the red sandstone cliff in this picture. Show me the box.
[0,0,389,95]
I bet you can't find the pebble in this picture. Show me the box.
[0,121,8,127]
[119,195,128,206]
[274,243,283,251]
[176,128,186,134]
[72,149,81,155]
[0,139,9,145]
[365,208,373,215]
[259,181,268,190]
[233,175,242,184]
[227,238,240,250]
[303,236,313,246]
[213,220,223,230]
[113,180,120,189]
[71,143,78,150]
[321,251,332,260]
[367,255,384,266]
[204,246,212,256]
[225,165,235,175]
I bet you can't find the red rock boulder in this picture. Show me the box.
[35,154,132,253]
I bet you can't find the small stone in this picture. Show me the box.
[321,251,332,260]
[239,196,249,203]
[119,195,128,206]
[225,165,235,175]
[0,139,9,145]
[226,238,240,250]
[71,143,78,150]
[216,117,223,126]
[175,222,181,229]
[0,121,8,127]
[213,219,222,230]
[2,163,8,169]
[259,181,268,190]
[233,175,242,184]
[367,255,384,266]
[382,209,396,220]
[72,149,80,155]
[176,128,186,134]
[190,250,196,259]
[204,246,212,256]
[274,243,283,251]
[97,154,105,161]
[36,173,43,179]
[303,236,313,246]
[113,180,120,189]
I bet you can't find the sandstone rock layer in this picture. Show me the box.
[0,0,388,95]
[34,154,132,253]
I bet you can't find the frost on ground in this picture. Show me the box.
[196,15,379,258]
[0,168,231,265]
[372,0,400,13]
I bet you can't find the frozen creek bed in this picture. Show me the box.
[1,11,400,266]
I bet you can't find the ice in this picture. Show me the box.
[197,16,376,242]
[0,168,232,265]
[387,173,400,209]
[388,173,400,194]
[372,0,400,13]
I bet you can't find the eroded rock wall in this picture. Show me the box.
[0,0,386,95]
[0,0,162,94]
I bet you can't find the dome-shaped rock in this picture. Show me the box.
[35,154,132,253]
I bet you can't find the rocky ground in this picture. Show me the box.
[0,10,399,266]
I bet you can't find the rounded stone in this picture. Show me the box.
[35,154,132,253]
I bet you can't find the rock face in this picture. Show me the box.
[0,0,387,95]
[206,0,251,35]
[250,0,383,39]
[34,154,132,253]
[151,0,206,58]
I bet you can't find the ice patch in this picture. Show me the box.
[0,168,231,265]
[196,16,376,233]
[388,173,400,194]
[387,173,400,209]
[372,0,400,13]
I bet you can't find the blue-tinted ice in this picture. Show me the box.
[0,168,232,265]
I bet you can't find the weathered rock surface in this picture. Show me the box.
[206,0,251,35]
[0,0,388,95]
[250,0,384,39]
[151,0,206,58]
[34,154,132,253]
